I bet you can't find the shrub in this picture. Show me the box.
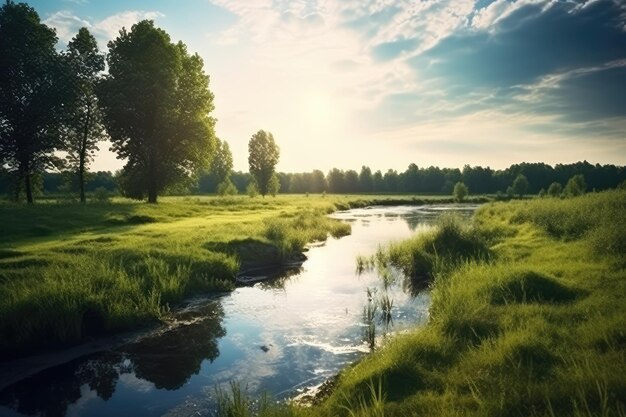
[246,181,259,198]
[217,179,238,196]
[93,186,111,203]
[453,181,468,202]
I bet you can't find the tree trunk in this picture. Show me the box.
[147,152,158,204]
[148,188,157,204]
[25,171,33,204]
[79,105,91,204]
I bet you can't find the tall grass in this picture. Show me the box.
[0,195,357,356]
[303,190,626,417]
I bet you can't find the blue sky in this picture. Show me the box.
[28,0,626,172]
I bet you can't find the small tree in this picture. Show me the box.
[547,182,562,197]
[64,27,106,203]
[538,188,546,198]
[453,181,468,202]
[246,181,259,198]
[267,173,280,197]
[512,174,529,198]
[217,178,237,196]
[565,174,586,197]
[210,139,233,185]
[506,186,515,198]
[248,130,280,197]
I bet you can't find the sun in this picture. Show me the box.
[301,92,336,130]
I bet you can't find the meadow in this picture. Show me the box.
[0,194,468,358]
[213,190,626,417]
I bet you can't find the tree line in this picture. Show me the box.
[4,160,623,198]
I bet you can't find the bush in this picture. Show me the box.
[246,181,259,198]
[217,179,238,196]
[453,181,468,202]
[564,174,586,197]
[93,186,111,203]
[547,182,562,197]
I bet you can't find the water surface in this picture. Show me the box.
[0,204,476,417]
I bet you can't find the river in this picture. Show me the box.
[0,204,476,417]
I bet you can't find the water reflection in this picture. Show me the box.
[0,302,224,416]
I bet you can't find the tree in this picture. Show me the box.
[327,168,345,193]
[512,174,529,198]
[217,178,237,196]
[453,181,468,202]
[248,130,279,197]
[210,139,233,185]
[344,170,359,192]
[565,174,586,197]
[0,1,69,203]
[64,27,106,203]
[358,166,373,193]
[547,182,562,197]
[267,173,280,197]
[310,170,326,193]
[98,20,216,203]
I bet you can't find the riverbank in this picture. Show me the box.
[211,190,625,416]
[299,189,626,417]
[0,194,469,359]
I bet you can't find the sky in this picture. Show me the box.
[28,0,626,173]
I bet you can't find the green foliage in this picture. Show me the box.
[547,182,563,197]
[64,27,106,203]
[247,181,259,198]
[538,188,546,198]
[565,174,586,197]
[453,181,468,202]
[506,185,514,198]
[0,1,71,203]
[211,139,234,184]
[248,130,280,197]
[218,178,238,196]
[512,173,529,198]
[92,186,111,203]
[98,20,216,203]
[268,173,280,197]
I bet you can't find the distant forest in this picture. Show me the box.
[1,160,624,198]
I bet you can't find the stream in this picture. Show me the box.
[0,204,477,417]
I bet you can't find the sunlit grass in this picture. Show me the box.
[0,194,457,357]
[303,189,626,417]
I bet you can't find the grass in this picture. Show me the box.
[210,190,626,417]
[0,195,335,356]
[0,193,455,358]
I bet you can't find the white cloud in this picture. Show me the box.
[44,10,164,48]
[44,11,91,44]
[94,10,164,41]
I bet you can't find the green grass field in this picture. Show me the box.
[0,193,461,357]
[212,190,626,417]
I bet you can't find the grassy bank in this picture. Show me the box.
[215,190,626,416]
[0,195,339,357]
[0,194,456,358]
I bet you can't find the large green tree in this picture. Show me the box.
[248,130,280,197]
[64,27,106,203]
[98,20,216,203]
[0,1,69,203]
